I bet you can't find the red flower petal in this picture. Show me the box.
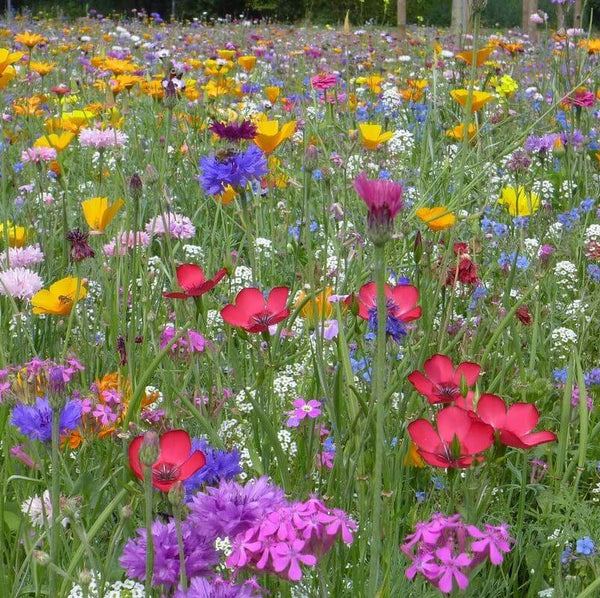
[408,418,440,452]
[178,450,207,480]
[221,304,250,328]
[266,286,290,314]
[454,362,481,387]
[423,354,454,384]
[128,435,144,480]
[176,264,206,292]
[436,406,473,444]
[476,394,508,430]
[234,287,265,313]
[158,429,192,465]
[463,418,495,454]
[407,370,434,397]
[390,284,419,315]
[505,403,539,436]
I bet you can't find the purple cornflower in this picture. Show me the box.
[174,576,262,597]
[145,212,196,239]
[199,145,268,195]
[286,399,322,427]
[524,134,558,155]
[183,437,242,493]
[120,519,218,588]
[209,120,258,141]
[11,396,82,442]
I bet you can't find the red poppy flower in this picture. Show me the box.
[407,354,481,405]
[475,394,557,449]
[408,406,494,468]
[163,264,227,299]
[128,429,206,492]
[221,286,290,333]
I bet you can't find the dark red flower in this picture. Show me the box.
[515,305,533,325]
[128,429,206,492]
[408,406,494,468]
[209,120,258,141]
[407,354,481,406]
[163,264,227,299]
[476,394,557,449]
[446,256,479,286]
[221,286,290,333]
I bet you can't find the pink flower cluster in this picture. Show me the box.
[160,325,208,359]
[401,513,515,594]
[21,146,57,163]
[103,231,151,256]
[227,497,356,581]
[145,212,196,239]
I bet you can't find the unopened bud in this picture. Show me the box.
[304,144,318,172]
[33,550,50,566]
[413,230,423,265]
[78,568,93,586]
[129,173,143,200]
[120,504,133,519]
[139,431,160,467]
[168,481,186,506]
[459,373,469,398]
[144,164,159,184]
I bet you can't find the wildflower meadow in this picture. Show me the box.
[1,1,600,596]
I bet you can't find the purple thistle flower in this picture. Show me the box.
[199,145,268,196]
[11,397,82,442]
[209,120,258,141]
[66,228,95,263]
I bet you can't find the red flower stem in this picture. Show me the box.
[368,242,387,595]
[144,465,154,597]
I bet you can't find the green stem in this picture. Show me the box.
[367,242,387,596]
[174,506,187,590]
[144,466,154,597]
[49,408,61,597]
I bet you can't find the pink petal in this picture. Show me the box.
[266,286,290,314]
[505,403,539,436]
[234,287,265,314]
[476,394,507,430]
[436,406,472,444]
[407,370,434,398]
[408,419,440,451]
[422,354,454,384]
[454,362,481,386]
[221,304,250,328]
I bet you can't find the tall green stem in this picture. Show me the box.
[144,466,154,597]
[367,242,387,595]
[174,506,187,590]
[49,408,61,597]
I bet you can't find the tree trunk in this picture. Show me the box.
[397,0,406,38]
[573,0,583,29]
[522,0,531,35]
[452,0,467,46]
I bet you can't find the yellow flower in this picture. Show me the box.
[253,119,296,154]
[445,123,477,142]
[264,86,280,103]
[14,31,46,48]
[29,61,55,76]
[217,49,236,60]
[498,186,540,217]
[61,110,95,130]
[492,74,518,98]
[82,197,125,232]
[403,442,425,468]
[416,207,456,231]
[0,221,30,247]
[237,55,257,72]
[34,131,75,152]
[296,287,334,322]
[32,277,87,316]
[455,46,494,67]
[100,57,141,75]
[216,185,237,205]
[141,79,165,99]
[364,75,384,94]
[450,89,495,112]
[358,123,393,150]
[0,64,16,89]
[580,39,600,54]
[0,48,24,74]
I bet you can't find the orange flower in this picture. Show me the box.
[358,123,393,150]
[404,441,425,468]
[0,65,16,89]
[215,184,237,205]
[237,55,257,72]
[81,197,124,233]
[29,61,55,76]
[580,39,600,54]
[455,46,494,66]
[0,48,24,74]
[0,221,30,247]
[416,207,456,231]
[14,31,46,48]
[296,287,335,322]
[265,86,280,103]
[445,123,477,142]
[450,89,495,112]
[31,277,87,316]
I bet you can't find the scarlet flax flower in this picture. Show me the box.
[163,264,227,299]
[408,406,494,468]
[354,172,403,244]
[221,287,290,333]
[355,282,421,342]
[128,429,206,492]
[475,394,557,449]
[408,354,481,406]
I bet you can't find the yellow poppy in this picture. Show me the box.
[0,48,24,74]
[31,277,87,316]
[0,64,15,89]
[141,79,165,99]
[296,287,334,321]
[264,86,280,103]
[580,39,600,54]
[416,207,456,231]
[0,221,29,247]
[498,186,540,217]
[403,442,425,468]
[217,49,236,60]
[61,110,95,130]
[82,197,125,232]
[14,32,46,48]
[450,89,495,112]
[100,57,141,75]
[34,131,75,152]
[253,119,296,154]
[237,55,257,72]
[358,123,393,150]
[445,123,477,142]
[29,61,55,76]
[362,75,385,94]
[216,185,237,205]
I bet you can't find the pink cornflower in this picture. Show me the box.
[0,244,45,269]
[311,72,338,91]
[286,399,322,427]
[21,146,57,163]
[145,212,196,239]
[0,267,43,300]
[103,231,151,256]
[79,127,128,149]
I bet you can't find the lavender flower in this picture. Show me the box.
[79,127,128,149]
[0,244,45,269]
[0,267,43,299]
[11,397,82,442]
[145,212,196,239]
[174,576,262,597]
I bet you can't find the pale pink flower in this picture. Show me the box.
[79,127,128,149]
[0,244,45,268]
[103,231,151,256]
[0,267,43,299]
[21,147,57,163]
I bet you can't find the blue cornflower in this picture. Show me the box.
[512,216,529,229]
[199,146,267,196]
[367,306,406,343]
[561,546,573,565]
[469,285,487,310]
[587,264,600,282]
[493,223,509,237]
[516,255,530,270]
[557,208,580,231]
[576,536,595,556]
[184,438,242,494]
[553,368,568,384]
[312,169,322,181]
[580,198,596,213]
[584,368,600,386]
[13,162,24,173]
[11,397,81,442]
[323,436,336,453]
[431,476,445,490]
[415,491,428,503]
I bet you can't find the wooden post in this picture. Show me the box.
[573,0,583,29]
[397,0,406,38]
[522,0,531,35]
[452,0,467,46]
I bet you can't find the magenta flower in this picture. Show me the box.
[271,539,317,581]
[286,399,322,427]
[406,551,439,581]
[311,73,338,91]
[435,547,471,593]
[92,403,117,426]
[354,171,403,244]
[467,523,514,565]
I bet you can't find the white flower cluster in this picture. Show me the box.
[215,536,233,557]
[537,589,554,597]
[229,265,253,293]
[182,244,205,261]
[562,300,590,323]
[553,260,578,288]
[274,374,297,400]
[277,429,297,458]
[380,85,402,113]
[219,418,250,446]
[234,388,255,413]
[584,224,600,244]
[238,447,252,479]
[254,237,273,257]
[523,237,540,257]
[68,573,145,598]
[550,326,578,361]
[532,179,554,198]
[206,309,223,332]
[387,129,415,154]
[345,154,364,178]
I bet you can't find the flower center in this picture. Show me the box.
[252,311,272,328]
[152,462,180,483]
[434,383,460,401]
[58,295,73,305]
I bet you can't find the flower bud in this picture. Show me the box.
[138,431,159,467]
[413,231,423,265]
[304,144,319,172]
[33,550,50,566]
[129,173,143,200]
[78,568,93,586]
[168,480,186,506]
